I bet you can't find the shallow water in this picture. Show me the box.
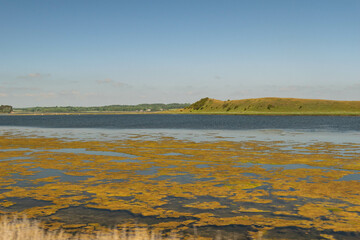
[0,115,360,239]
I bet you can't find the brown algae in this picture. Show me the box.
[0,134,360,238]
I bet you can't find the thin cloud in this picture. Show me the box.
[17,73,51,79]
[4,86,40,91]
[28,73,41,78]
[59,91,100,98]
[59,90,81,97]
[97,78,113,84]
[9,91,101,100]
[13,92,57,98]
[96,78,130,88]
[214,75,222,80]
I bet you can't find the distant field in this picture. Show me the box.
[13,103,190,114]
[180,97,360,115]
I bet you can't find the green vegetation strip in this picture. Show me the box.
[14,103,190,114]
[181,97,360,115]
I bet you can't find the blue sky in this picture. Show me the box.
[0,0,359,107]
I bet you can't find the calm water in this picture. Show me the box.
[0,114,359,130]
[1,114,360,144]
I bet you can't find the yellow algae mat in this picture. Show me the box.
[0,134,360,239]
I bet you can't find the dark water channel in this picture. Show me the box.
[1,114,360,131]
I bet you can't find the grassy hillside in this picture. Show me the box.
[182,97,360,115]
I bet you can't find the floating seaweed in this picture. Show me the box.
[0,134,360,239]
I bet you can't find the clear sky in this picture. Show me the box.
[0,0,359,107]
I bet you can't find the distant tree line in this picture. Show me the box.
[0,105,13,113]
[14,103,190,113]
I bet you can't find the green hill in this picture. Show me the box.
[183,97,360,115]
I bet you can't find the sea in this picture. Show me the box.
[0,114,359,143]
